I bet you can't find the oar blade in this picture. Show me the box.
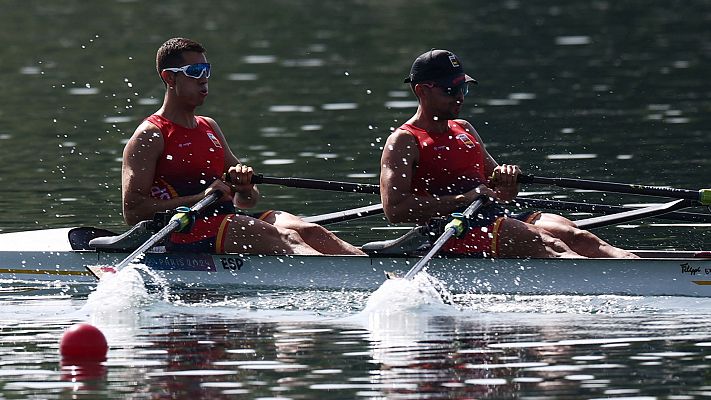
[85,265,117,280]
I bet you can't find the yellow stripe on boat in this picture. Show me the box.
[0,268,91,277]
[692,280,711,286]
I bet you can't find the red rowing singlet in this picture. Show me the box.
[401,120,511,257]
[403,120,487,196]
[146,114,226,199]
[144,114,235,253]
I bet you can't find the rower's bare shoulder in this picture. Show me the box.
[382,128,419,167]
[130,120,162,140]
[125,121,164,155]
[385,127,417,148]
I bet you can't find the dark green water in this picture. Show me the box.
[2,0,710,249]
[2,2,711,399]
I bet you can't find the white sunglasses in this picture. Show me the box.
[162,63,211,79]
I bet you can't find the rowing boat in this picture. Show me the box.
[1,226,710,297]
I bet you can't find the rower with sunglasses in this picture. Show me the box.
[121,37,364,255]
[379,49,637,259]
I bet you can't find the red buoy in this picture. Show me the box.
[59,323,108,362]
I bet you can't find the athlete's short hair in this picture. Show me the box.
[156,38,206,75]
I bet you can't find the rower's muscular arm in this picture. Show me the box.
[122,122,210,225]
[380,129,493,224]
[204,117,260,209]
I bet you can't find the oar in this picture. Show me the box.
[303,203,384,225]
[573,198,693,229]
[515,198,711,223]
[402,196,488,280]
[248,175,383,224]
[251,174,380,194]
[86,191,222,279]
[253,173,711,226]
[519,174,711,205]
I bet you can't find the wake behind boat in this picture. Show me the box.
[1,225,711,297]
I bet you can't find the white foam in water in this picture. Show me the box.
[362,272,451,313]
[82,264,159,314]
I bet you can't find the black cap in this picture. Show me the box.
[404,49,477,87]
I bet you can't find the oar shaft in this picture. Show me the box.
[252,175,380,194]
[519,174,706,203]
[191,190,225,211]
[303,203,384,225]
[403,228,455,280]
[114,219,180,270]
[515,198,711,223]
[574,198,691,229]
[113,191,222,271]
[403,197,487,280]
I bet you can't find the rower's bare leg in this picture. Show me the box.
[497,218,585,258]
[531,213,639,259]
[264,211,365,255]
[222,215,322,255]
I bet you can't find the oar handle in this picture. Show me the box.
[250,174,380,194]
[519,174,710,205]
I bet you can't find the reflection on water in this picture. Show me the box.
[2,283,711,399]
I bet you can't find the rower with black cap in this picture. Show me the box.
[379,49,638,258]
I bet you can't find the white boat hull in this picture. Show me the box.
[1,228,711,296]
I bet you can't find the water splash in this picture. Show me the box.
[82,263,169,315]
[362,272,453,313]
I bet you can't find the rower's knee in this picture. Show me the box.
[277,226,307,244]
[292,222,331,241]
[564,227,604,251]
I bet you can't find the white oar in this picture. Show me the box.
[573,198,692,229]
[303,203,383,225]
[402,196,488,280]
[86,191,222,279]
[514,197,711,224]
